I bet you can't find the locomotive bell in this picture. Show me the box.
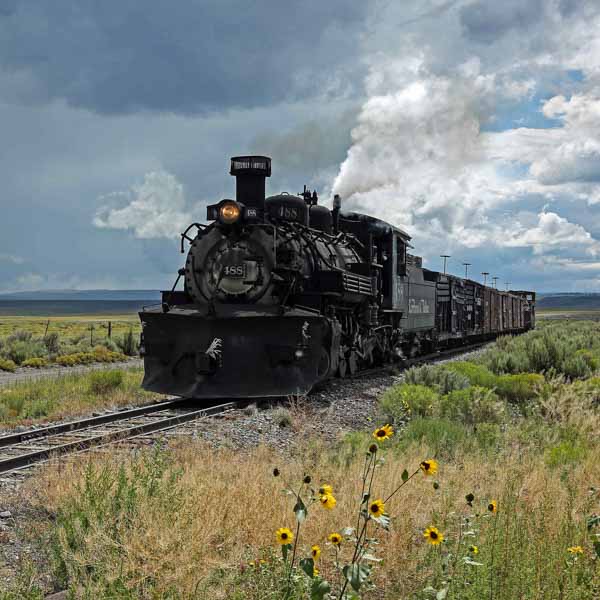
[230,155,271,210]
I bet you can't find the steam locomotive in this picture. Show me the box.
[139,156,535,398]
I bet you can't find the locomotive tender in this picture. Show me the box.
[139,156,535,398]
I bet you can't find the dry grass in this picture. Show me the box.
[22,436,600,599]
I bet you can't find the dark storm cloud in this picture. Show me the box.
[0,0,367,115]
[459,0,544,44]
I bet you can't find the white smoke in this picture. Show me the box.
[94,171,198,239]
[332,0,600,265]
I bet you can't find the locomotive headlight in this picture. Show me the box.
[219,201,241,224]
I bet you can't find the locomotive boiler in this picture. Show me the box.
[139,156,535,399]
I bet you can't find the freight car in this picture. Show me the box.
[139,156,535,399]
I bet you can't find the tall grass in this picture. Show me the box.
[17,436,599,599]
[0,368,159,425]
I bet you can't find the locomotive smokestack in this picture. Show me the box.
[229,155,271,210]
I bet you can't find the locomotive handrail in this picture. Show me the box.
[180,222,207,254]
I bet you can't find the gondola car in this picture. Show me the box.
[139,156,535,398]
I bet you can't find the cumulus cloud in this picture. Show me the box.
[94,171,197,239]
[332,0,600,282]
[503,210,600,255]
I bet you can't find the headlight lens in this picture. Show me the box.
[219,201,241,224]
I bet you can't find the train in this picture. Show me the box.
[139,156,535,398]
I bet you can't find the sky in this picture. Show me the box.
[1,0,600,293]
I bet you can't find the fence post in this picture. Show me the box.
[108,321,112,339]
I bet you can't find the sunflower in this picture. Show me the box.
[275,527,294,545]
[469,545,479,554]
[319,484,333,496]
[328,532,342,546]
[373,424,394,441]
[320,494,337,510]
[420,459,438,476]
[369,499,385,517]
[311,545,321,561]
[567,546,584,555]
[488,500,497,513]
[423,526,444,546]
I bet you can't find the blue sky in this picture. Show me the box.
[1,0,600,293]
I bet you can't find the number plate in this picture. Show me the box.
[223,265,246,278]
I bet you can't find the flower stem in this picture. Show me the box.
[384,468,420,503]
[488,515,499,600]
[285,485,304,599]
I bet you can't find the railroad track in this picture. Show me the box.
[0,398,238,475]
[0,341,490,475]
[345,340,491,381]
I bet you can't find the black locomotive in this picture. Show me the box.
[139,156,535,398]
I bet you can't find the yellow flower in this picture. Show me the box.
[369,499,385,517]
[319,484,333,496]
[469,545,479,554]
[424,526,444,546]
[311,545,321,561]
[320,494,337,510]
[420,459,438,476]
[276,527,294,545]
[373,424,394,441]
[567,546,584,555]
[488,500,498,514]
[328,532,342,546]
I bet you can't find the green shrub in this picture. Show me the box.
[6,329,33,343]
[117,329,138,356]
[495,373,544,403]
[574,349,599,371]
[54,347,127,367]
[43,332,60,354]
[404,364,469,394]
[92,346,128,363]
[380,383,439,420]
[3,340,47,365]
[561,354,592,380]
[397,417,472,458]
[0,358,16,372]
[21,357,49,368]
[96,338,120,353]
[438,386,505,425]
[443,362,498,388]
[89,370,124,395]
[485,349,530,374]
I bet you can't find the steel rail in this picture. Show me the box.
[0,397,187,448]
[0,401,236,474]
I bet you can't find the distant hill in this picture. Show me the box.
[537,293,600,310]
[0,289,163,316]
[0,289,161,301]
